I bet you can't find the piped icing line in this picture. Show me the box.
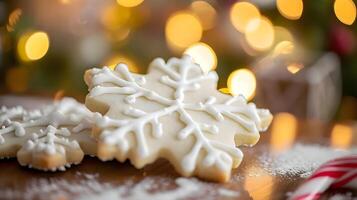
[89,66,173,106]
[24,125,80,155]
[0,106,26,126]
[0,106,37,143]
[0,98,94,144]
[183,97,263,133]
[89,55,271,174]
[96,104,179,157]
[0,106,42,128]
[177,106,243,172]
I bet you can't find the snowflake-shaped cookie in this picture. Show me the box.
[0,98,96,171]
[85,56,272,182]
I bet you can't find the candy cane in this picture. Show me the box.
[290,155,357,200]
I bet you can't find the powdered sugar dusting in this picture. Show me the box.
[79,178,202,200]
[218,188,240,197]
[0,172,110,200]
[0,172,239,200]
[259,143,357,178]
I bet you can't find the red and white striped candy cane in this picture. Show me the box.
[290,155,357,200]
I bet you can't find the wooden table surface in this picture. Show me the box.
[0,95,356,200]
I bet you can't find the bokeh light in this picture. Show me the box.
[165,12,203,52]
[334,0,356,25]
[245,17,275,51]
[101,5,131,43]
[244,166,274,200]
[273,41,295,56]
[106,28,131,42]
[287,63,303,74]
[116,0,144,8]
[25,32,50,60]
[6,8,22,32]
[5,67,29,93]
[105,55,139,73]
[101,5,131,31]
[274,26,294,43]
[230,2,261,33]
[227,68,256,100]
[273,26,294,56]
[17,31,50,61]
[331,124,353,149]
[239,38,259,56]
[277,0,303,20]
[184,42,217,73]
[17,33,29,61]
[190,1,216,30]
[60,0,71,4]
[270,112,297,152]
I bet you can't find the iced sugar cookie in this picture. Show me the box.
[0,98,97,171]
[85,56,272,182]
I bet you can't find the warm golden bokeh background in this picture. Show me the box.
[0,0,356,122]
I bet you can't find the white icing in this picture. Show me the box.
[89,56,271,174]
[24,125,80,155]
[0,106,26,125]
[0,98,94,144]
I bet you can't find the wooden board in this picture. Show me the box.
[0,95,356,200]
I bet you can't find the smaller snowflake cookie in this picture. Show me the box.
[0,98,97,171]
[85,56,272,182]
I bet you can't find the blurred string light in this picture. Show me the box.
[244,166,274,200]
[272,26,294,56]
[17,31,50,61]
[230,2,261,33]
[273,41,294,56]
[105,55,139,73]
[245,17,275,51]
[276,0,303,20]
[334,0,356,25]
[274,26,293,43]
[101,5,131,42]
[165,12,202,52]
[287,63,303,74]
[239,37,259,56]
[6,8,22,32]
[60,0,71,4]
[101,6,131,31]
[116,0,144,8]
[5,67,29,93]
[270,112,297,152]
[331,124,353,149]
[184,42,217,73]
[106,28,131,42]
[227,68,256,100]
[190,1,216,30]
[230,1,277,52]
